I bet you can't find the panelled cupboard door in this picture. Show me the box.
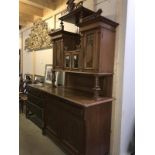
[53,39,63,69]
[45,98,61,137]
[61,109,85,155]
[83,30,98,71]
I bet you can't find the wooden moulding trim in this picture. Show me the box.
[49,29,80,37]
[29,84,113,107]
[79,22,117,32]
[64,70,113,76]
[80,16,118,28]
[27,47,52,52]
[51,35,63,40]
[59,6,94,25]
[64,49,80,53]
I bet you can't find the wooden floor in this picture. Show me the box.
[19,114,66,155]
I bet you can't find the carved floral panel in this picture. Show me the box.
[25,19,52,51]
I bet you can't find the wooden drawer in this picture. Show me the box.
[61,111,85,154]
[27,101,43,119]
[28,94,43,108]
[58,97,84,118]
[46,94,84,118]
[28,86,43,98]
[27,101,44,128]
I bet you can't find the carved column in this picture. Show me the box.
[79,10,83,23]
[93,75,101,100]
[52,70,56,88]
[60,20,64,30]
[79,33,83,71]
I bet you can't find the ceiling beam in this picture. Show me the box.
[19,1,43,17]
[27,0,57,10]
[19,16,33,26]
[19,0,47,9]
[20,13,34,22]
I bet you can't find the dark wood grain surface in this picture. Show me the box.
[27,84,112,155]
[28,5,119,155]
[29,84,113,107]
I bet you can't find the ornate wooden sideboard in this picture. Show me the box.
[27,2,118,155]
[27,84,112,155]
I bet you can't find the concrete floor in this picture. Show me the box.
[19,114,66,155]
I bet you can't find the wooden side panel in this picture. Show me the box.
[64,34,80,51]
[27,86,44,128]
[44,94,85,155]
[83,30,99,72]
[85,102,112,155]
[53,39,63,69]
[99,29,116,73]
[61,110,85,154]
[45,97,61,137]
[99,76,113,97]
[65,73,113,97]
[85,32,95,68]
[65,72,94,93]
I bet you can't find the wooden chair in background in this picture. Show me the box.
[19,74,32,114]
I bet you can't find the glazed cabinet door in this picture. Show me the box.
[64,52,80,71]
[72,53,80,70]
[64,53,71,70]
[53,39,63,69]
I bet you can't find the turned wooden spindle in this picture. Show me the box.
[93,75,101,100]
[52,70,56,88]
[79,11,83,23]
[60,20,64,30]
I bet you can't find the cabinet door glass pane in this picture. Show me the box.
[73,55,79,68]
[85,33,94,68]
[55,40,61,67]
[65,55,71,68]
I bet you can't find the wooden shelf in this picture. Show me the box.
[64,70,113,76]
[49,29,79,37]
[59,6,94,25]
[29,84,113,107]
[79,14,119,28]
[52,69,113,76]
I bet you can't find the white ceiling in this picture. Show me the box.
[19,0,66,27]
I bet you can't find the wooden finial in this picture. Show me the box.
[96,9,102,16]
[93,75,101,100]
[66,0,75,12]
[52,70,56,88]
[60,20,64,30]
